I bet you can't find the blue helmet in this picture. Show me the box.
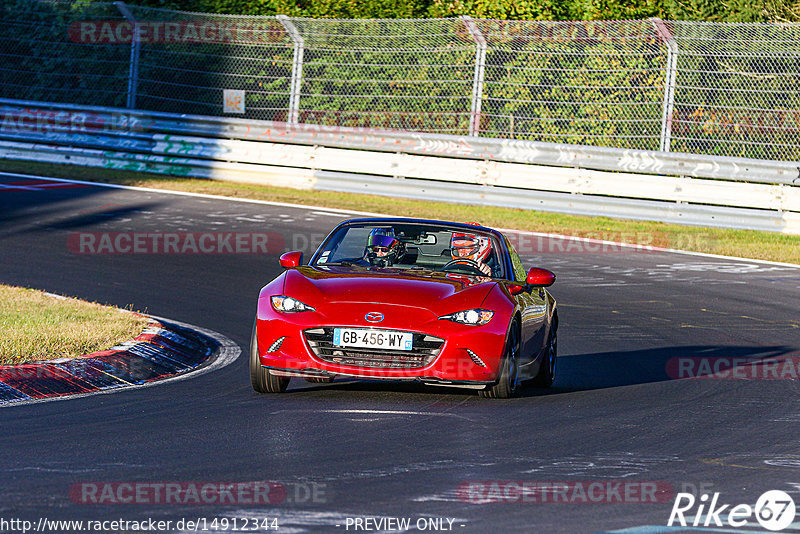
[365,228,404,267]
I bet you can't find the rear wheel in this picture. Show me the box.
[479,321,520,399]
[250,320,289,393]
[531,326,557,388]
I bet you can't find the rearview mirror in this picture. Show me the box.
[526,267,555,287]
[279,251,302,268]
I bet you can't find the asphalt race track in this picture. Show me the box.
[1,172,800,534]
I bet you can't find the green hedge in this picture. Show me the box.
[115,0,799,22]
[0,0,129,107]
[2,1,799,160]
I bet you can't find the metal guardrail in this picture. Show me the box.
[2,98,798,186]
[1,98,799,234]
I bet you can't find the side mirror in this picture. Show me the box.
[526,267,555,287]
[507,284,525,295]
[279,251,303,268]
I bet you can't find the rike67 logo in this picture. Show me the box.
[669,490,796,531]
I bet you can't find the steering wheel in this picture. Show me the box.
[441,258,486,276]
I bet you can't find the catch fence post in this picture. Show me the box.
[278,15,304,125]
[461,16,487,137]
[652,18,678,153]
[115,2,140,109]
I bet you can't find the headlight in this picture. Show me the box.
[439,309,494,325]
[271,295,315,313]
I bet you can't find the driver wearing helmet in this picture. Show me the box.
[450,231,493,276]
[364,228,405,267]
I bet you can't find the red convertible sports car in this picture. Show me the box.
[250,218,557,398]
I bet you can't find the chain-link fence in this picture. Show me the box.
[1,1,799,161]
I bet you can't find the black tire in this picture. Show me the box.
[250,320,289,393]
[531,326,557,388]
[305,377,334,383]
[479,321,520,399]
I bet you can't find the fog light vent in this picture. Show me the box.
[267,337,286,353]
[466,349,487,367]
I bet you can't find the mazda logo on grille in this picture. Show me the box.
[365,312,384,323]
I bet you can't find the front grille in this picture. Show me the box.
[304,328,444,369]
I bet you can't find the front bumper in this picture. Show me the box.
[261,365,493,389]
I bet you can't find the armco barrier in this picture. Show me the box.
[1,98,799,234]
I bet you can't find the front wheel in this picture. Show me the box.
[479,321,520,399]
[531,327,557,388]
[250,320,289,393]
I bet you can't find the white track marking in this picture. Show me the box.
[269,409,476,421]
[0,171,384,216]
[312,210,351,217]
[498,226,800,269]
[0,183,38,191]
[1,170,797,269]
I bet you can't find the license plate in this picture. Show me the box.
[333,328,413,351]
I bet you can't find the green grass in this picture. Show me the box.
[0,285,149,365]
[2,159,799,265]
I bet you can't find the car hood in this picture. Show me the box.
[280,265,497,315]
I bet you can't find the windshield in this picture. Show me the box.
[312,223,505,279]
